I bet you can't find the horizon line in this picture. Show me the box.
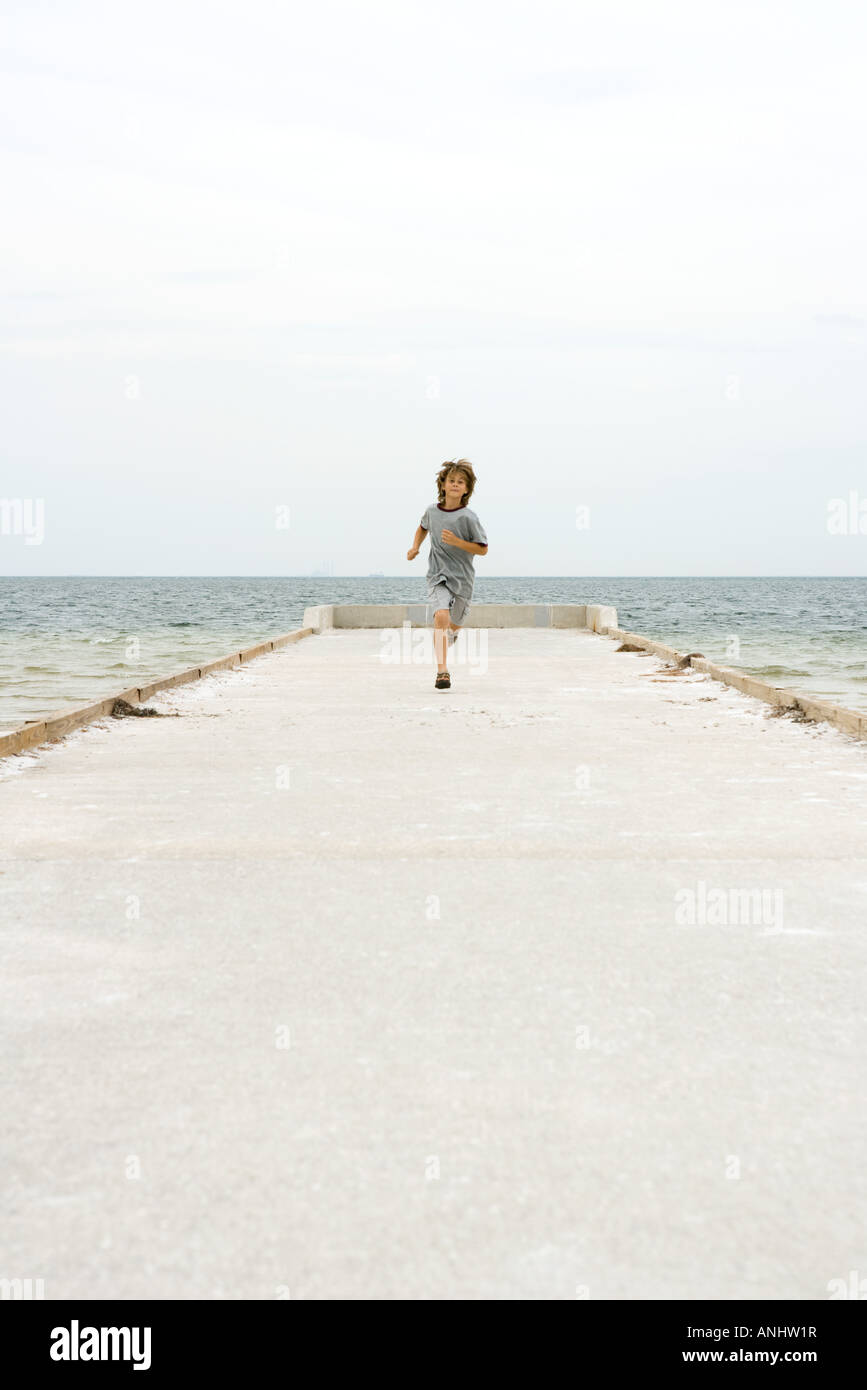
[2,574,866,582]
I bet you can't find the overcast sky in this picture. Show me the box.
[1,0,865,576]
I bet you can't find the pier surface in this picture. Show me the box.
[2,626,867,1299]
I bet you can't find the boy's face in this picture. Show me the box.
[444,469,468,504]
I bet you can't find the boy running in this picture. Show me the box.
[406,459,488,689]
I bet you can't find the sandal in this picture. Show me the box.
[435,670,451,690]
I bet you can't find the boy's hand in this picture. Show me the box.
[407,547,419,560]
[441,529,463,548]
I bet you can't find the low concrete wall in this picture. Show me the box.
[0,627,313,760]
[603,625,867,741]
[302,602,618,631]
[586,604,618,633]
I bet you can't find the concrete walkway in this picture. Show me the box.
[2,627,866,1300]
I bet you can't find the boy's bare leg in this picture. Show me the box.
[433,610,450,673]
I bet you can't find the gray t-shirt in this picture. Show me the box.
[419,502,488,600]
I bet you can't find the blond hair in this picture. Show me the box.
[435,458,477,505]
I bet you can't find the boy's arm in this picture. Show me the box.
[407,524,427,560]
[441,530,487,556]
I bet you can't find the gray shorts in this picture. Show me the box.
[428,583,470,626]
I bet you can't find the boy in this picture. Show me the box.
[406,459,488,689]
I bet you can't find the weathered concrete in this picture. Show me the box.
[2,627,867,1301]
[0,627,313,759]
[605,627,867,742]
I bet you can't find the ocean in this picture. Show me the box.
[1,575,866,732]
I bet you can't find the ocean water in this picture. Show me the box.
[1,576,866,732]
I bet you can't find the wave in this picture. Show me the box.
[748,665,810,679]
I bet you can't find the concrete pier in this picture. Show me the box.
[2,615,866,1300]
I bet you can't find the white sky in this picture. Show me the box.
[1,0,866,575]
